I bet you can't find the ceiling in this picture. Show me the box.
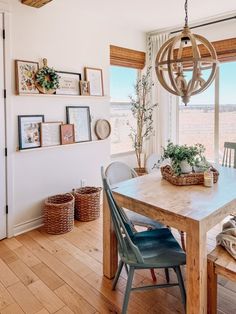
[78,0,236,32]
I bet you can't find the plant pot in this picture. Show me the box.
[134,167,147,176]
[180,160,192,174]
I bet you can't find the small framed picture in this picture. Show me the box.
[18,115,44,150]
[56,71,82,95]
[41,122,62,147]
[66,106,92,143]
[15,60,39,94]
[60,124,75,145]
[79,80,90,96]
[84,67,104,96]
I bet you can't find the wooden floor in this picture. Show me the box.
[0,217,235,314]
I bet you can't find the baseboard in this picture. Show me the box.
[13,216,44,236]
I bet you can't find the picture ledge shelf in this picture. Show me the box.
[17,139,106,152]
[16,93,109,100]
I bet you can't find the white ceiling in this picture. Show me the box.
[78,0,236,32]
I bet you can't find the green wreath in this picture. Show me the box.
[35,59,60,91]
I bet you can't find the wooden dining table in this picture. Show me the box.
[103,166,236,314]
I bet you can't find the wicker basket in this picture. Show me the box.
[74,187,102,221]
[160,165,219,186]
[43,193,74,234]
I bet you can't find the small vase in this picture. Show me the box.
[180,160,192,174]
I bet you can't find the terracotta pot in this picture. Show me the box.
[134,167,147,176]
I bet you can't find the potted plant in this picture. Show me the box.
[162,141,208,176]
[129,66,157,175]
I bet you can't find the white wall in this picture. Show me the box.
[7,0,145,235]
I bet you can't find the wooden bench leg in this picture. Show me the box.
[207,259,217,314]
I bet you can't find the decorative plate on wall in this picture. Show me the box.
[95,119,111,140]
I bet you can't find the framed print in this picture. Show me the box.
[18,115,44,150]
[56,71,82,95]
[79,80,90,96]
[84,67,104,96]
[41,122,62,147]
[60,124,75,145]
[15,60,39,94]
[66,106,92,143]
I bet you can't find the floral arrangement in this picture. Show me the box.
[162,141,210,175]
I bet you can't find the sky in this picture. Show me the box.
[110,62,236,105]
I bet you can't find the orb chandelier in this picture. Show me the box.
[155,0,218,105]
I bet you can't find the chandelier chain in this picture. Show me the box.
[185,0,188,27]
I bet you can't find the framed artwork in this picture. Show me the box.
[60,124,75,145]
[15,60,39,94]
[41,122,62,147]
[84,67,104,96]
[66,106,92,143]
[79,80,90,96]
[56,71,81,95]
[18,115,44,150]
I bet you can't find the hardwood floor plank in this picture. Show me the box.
[3,238,22,251]
[28,280,65,313]
[13,244,41,267]
[54,284,96,314]
[8,259,39,286]
[54,306,74,314]
[7,281,43,313]
[36,309,50,314]
[0,259,19,288]
[0,243,18,265]
[0,303,25,314]
[31,263,64,291]
[0,282,14,311]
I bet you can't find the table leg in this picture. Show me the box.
[207,259,217,314]
[186,223,207,314]
[103,190,118,279]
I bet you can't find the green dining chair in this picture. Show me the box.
[101,167,186,314]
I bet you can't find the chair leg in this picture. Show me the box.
[165,268,170,283]
[179,231,186,251]
[112,260,124,290]
[175,266,186,310]
[150,268,157,281]
[122,266,134,314]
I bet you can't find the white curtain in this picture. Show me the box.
[145,33,178,157]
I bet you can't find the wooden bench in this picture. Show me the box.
[207,245,236,314]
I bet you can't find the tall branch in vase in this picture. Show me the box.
[129,66,157,172]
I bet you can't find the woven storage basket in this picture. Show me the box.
[161,165,219,186]
[43,193,74,234]
[74,187,102,221]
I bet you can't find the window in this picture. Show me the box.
[110,66,138,155]
[178,60,236,162]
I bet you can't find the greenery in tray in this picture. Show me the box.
[129,66,157,170]
[162,141,210,176]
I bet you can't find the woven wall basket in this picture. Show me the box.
[43,193,74,234]
[160,165,219,186]
[74,187,102,221]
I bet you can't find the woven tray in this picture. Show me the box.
[160,165,219,186]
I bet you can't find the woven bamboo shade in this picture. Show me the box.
[21,0,53,8]
[110,45,145,69]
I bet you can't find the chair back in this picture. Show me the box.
[101,167,144,264]
[222,142,236,168]
[105,161,137,186]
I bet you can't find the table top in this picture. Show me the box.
[112,166,236,224]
